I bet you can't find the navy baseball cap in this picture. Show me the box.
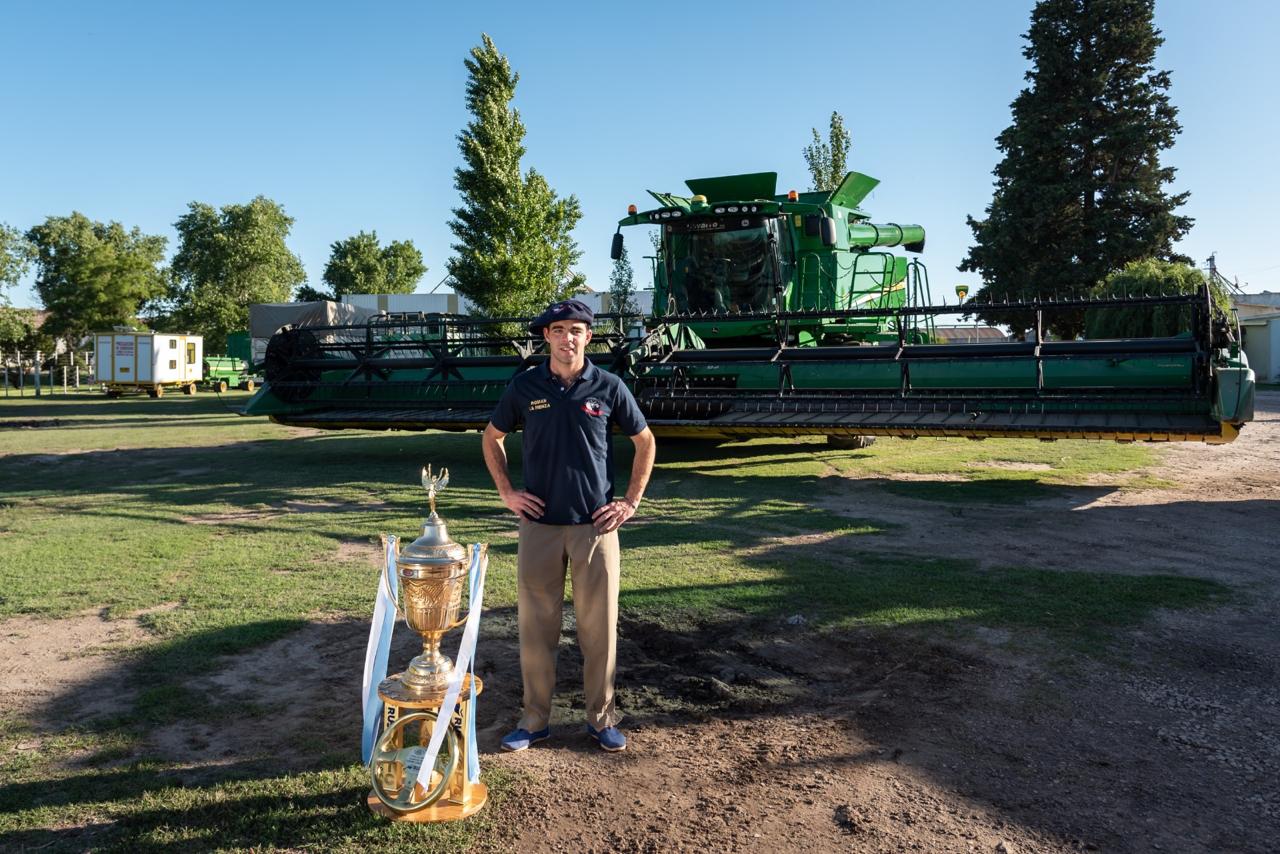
[529,298,594,334]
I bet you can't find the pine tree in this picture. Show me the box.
[447,35,583,319]
[802,112,852,192]
[608,244,638,321]
[961,0,1192,338]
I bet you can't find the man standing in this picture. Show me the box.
[482,299,656,753]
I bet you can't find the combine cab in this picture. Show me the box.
[244,171,1254,443]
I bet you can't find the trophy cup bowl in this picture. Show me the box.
[394,555,469,696]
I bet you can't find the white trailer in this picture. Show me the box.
[94,332,204,398]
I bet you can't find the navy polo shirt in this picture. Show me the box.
[490,359,647,525]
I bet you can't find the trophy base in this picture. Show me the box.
[366,784,488,822]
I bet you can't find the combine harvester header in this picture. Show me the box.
[244,171,1254,444]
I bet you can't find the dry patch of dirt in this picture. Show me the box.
[0,610,154,721]
[812,391,1280,589]
[971,461,1054,471]
[332,538,384,565]
[184,509,278,525]
[148,616,368,773]
[184,498,389,525]
[881,471,969,482]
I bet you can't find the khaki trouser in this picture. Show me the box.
[516,519,621,732]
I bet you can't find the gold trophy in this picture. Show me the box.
[368,465,488,822]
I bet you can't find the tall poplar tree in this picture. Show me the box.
[608,244,638,319]
[447,34,583,319]
[961,0,1192,337]
[803,111,852,192]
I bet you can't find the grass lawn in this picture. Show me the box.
[0,391,1229,850]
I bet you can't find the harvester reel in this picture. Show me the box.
[263,328,323,403]
[369,711,460,814]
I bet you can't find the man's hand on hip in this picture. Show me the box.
[591,499,636,534]
[502,489,545,520]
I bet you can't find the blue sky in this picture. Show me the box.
[2,0,1277,310]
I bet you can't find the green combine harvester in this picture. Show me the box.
[243,171,1254,443]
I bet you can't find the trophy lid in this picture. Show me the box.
[399,465,467,571]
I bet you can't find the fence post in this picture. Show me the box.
[75,363,80,388]
[34,351,42,397]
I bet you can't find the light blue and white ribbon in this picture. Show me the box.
[415,542,488,791]
[361,534,399,765]
[465,542,485,783]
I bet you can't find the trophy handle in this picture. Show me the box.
[380,540,404,621]
[449,543,487,630]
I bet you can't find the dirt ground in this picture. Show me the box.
[5,391,1278,852]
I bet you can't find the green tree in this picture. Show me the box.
[0,306,40,348]
[1,223,35,302]
[961,0,1192,338]
[802,112,852,192]
[446,34,583,319]
[322,230,426,298]
[608,243,638,319]
[1085,259,1225,339]
[170,196,305,350]
[293,284,335,302]
[25,213,168,341]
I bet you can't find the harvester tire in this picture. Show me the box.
[826,434,876,450]
[184,383,196,395]
[215,380,228,393]
[243,379,255,392]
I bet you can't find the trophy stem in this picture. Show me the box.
[401,630,455,696]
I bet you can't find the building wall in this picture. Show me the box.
[1241,316,1279,383]
[1239,291,1280,308]
[1271,321,1280,383]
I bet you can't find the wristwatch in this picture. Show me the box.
[621,496,639,510]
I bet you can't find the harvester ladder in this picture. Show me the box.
[796,252,831,310]
[849,252,899,310]
[904,260,936,342]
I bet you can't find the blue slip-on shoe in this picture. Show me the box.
[586,724,627,752]
[500,726,550,752]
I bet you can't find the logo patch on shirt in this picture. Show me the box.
[528,398,550,412]
[582,397,604,416]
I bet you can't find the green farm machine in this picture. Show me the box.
[243,171,1254,443]
[203,332,260,393]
